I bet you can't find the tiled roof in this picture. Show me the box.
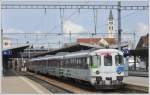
[77,38,117,45]
[136,34,149,49]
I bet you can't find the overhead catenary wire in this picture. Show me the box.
[2,1,148,48]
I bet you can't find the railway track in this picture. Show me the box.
[17,71,148,94]
[16,71,74,94]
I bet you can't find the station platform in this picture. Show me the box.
[123,76,149,87]
[123,76,149,92]
[1,69,51,94]
[1,69,149,93]
[128,71,148,77]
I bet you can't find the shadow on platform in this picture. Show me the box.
[3,69,20,77]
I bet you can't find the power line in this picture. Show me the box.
[2,1,148,49]
[3,32,136,35]
[2,3,148,10]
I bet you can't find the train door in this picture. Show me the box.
[115,54,126,76]
[101,53,116,73]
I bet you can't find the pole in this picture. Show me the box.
[58,40,60,48]
[93,9,97,35]
[60,8,64,34]
[69,31,71,44]
[133,32,136,49]
[118,1,121,50]
[0,0,3,78]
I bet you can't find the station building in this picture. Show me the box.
[3,37,12,49]
[129,34,149,72]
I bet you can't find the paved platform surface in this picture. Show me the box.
[123,76,149,87]
[128,71,148,77]
[2,70,51,94]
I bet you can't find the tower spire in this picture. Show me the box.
[107,10,115,38]
[109,10,113,20]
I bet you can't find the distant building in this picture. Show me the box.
[3,37,12,49]
[77,38,117,47]
[136,34,149,49]
[107,10,115,38]
[128,34,149,71]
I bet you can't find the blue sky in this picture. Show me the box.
[2,0,149,49]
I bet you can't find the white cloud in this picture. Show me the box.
[3,28,24,33]
[136,22,148,36]
[63,20,86,34]
[3,28,24,39]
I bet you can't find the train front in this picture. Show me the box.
[89,49,127,89]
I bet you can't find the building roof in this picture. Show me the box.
[77,38,117,45]
[129,48,148,56]
[3,45,29,58]
[3,37,11,40]
[136,34,149,49]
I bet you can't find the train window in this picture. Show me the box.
[115,55,124,65]
[104,55,112,66]
[73,59,75,68]
[82,57,88,69]
[78,58,81,68]
[80,58,83,69]
[76,59,78,68]
[70,59,72,68]
[90,56,101,68]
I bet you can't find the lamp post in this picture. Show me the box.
[117,1,121,50]
[0,0,3,77]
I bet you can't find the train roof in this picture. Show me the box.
[30,48,123,61]
[30,55,63,61]
[63,48,123,59]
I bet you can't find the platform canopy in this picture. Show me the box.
[33,42,128,58]
[129,48,148,56]
[3,45,29,58]
[33,43,105,57]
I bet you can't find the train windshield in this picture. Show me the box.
[90,55,101,68]
[104,55,112,66]
[115,55,124,65]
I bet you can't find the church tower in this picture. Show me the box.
[107,10,115,38]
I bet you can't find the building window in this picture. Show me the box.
[5,42,8,46]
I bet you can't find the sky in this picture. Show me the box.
[2,0,149,49]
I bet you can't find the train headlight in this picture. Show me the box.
[117,71,121,74]
[96,70,100,74]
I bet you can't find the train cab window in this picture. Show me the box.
[115,55,124,65]
[104,55,112,66]
[90,56,101,68]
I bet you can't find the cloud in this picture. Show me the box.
[136,22,148,36]
[63,20,86,34]
[3,28,24,33]
[3,28,24,39]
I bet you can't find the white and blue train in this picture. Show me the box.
[28,49,127,89]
